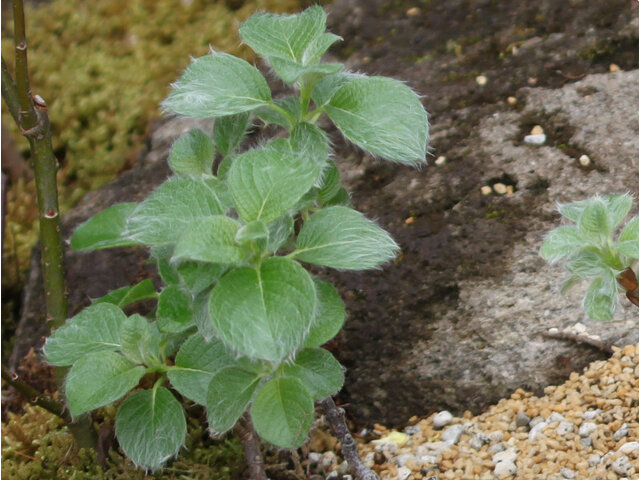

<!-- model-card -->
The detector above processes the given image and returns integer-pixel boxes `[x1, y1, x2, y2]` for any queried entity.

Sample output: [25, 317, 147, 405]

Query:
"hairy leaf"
[604, 194, 633, 231]
[251, 377, 314, 448]
[95, 279, 157, 309]
[115, 388, 186, 470]
[173, 216, 249, 264]
[256, 96, 301, 129]
[65, 351, 144, 417]
[579, 199, 610, 241]
[619, 216, 638, 244]
[583, 273, 619, 321]
[162, 52, 271, 118]
[304, 279, 345, 348]
[294, 206, 399, 270]
[44, 303, 126, 366]
[209, 257, 316, 362]
[157, 286, 193, 333]
[71, 203, 139, 251]
[178, 262, 227, 295]
[539, 225, 585, 262]
[283, 348, 344, 399]
[214, 112, 251, 157]
[206, 366, 261, 434]
[120, 314, 159, 365]
[168, 129, 214, 176]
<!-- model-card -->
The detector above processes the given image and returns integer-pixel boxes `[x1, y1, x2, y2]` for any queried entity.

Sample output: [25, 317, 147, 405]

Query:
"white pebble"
[579, 154, 591, 166]
[614, 423, 629, 441]
[476, 75, 487, 86]
[470, 433, 490, 451]
[488, 430, 504, 443]
[419, 454, 437, 464]
[507, 96, 517, 105]
[492, 448, 518, 464]
[609, 63, 620, 72]
[548, 327, 559, 334]
[404, 424, 421, 436]
[416, 441, 450, 457]
[308, 452, 322, 464]
[578, 422, 597, 437]
[441, 424, 465, 445]
[337, 461, 349, 475]
[435, 155, 447, 165]
[493, 460, 517, 476]
[488, 442, 506, 454]
[392, 454, 417, 467]
[326, 472, 339, 480]
[612, 456, 633, 476]
[396, 466, 412, 480]
[524, 134, 546, 145]
[587, 453, 601, 467]
[618, 441, 639, 454]
[556, 421, 574, 436]
[529, 416, 546, 428]
[515, 412, 530, 427]
[560, 467, 576, 479]
[548, 412, 565, 423]
[364, 452, 375, 468]
[583, 409, 602, 420]
[481, 185, 493, 195]
[433, 410, 454, 429]
[321, 451, 337, 469]
[579, 437, 592, 449]
[572, 322, 587, 333]
[493, 182, 508, 194]
[529, 422, 547, 442]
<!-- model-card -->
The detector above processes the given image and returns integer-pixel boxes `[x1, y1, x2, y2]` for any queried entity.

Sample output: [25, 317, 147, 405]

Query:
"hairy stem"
[234, 414, 268, 480]
[319, 397, 379, 480]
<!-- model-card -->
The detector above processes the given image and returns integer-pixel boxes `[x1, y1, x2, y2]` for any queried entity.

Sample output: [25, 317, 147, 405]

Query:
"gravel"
[313, 344, 638, 480]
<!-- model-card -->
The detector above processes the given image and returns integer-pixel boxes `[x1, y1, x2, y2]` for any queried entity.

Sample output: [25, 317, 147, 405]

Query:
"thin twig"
[1, 363, 69, 420]
[541, 331, 614, 355]
[1, 57, 20, 123]
[319, 397, 379, 480]
[234, 413, 268, 480]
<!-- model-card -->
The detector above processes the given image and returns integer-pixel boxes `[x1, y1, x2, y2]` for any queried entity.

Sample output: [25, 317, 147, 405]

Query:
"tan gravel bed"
[314, 345, 638, 480]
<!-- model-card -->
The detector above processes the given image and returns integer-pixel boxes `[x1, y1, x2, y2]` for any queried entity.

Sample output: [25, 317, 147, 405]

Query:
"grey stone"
[618, 441, 639, 454]
[396, 466, 412, 480]
[560, 467, 576, 479]
[404, 425, 422, 436]
[579, 437, 593, 449]
[488, 430, 504, 443]
[548, 412, 565, 423]
[612, 456, 633, 476]
[432, 410, 454, 429]
[492, 448, 518, 464]
[613, 423, 629, 441]
[469, 433, 490, 451]
[583, 409, 602, 421]
[529, 416, 546, 428]
[529, 422, 547, 442]
[515, 412, 530, 427]
[391, 454, 417, 467]
[556, 421, 574, 436]
[578, 422, 597, 437]
[488, 442, 506, 454]
[493, 460, 517, 476]
[441, 424, 465, 445]
[523, 133, 547, 145]
[587, 453, 601, 467]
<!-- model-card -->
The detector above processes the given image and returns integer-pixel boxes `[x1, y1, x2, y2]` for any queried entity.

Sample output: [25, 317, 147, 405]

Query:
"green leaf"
[289, 122, 330, 168]
[115, 387, 186, 470]
[539, 225, 585, 262]
[178, 262, 227, 295]
[125, 177, 225, 245]
[565, 249, 611, 278]
[323, 187, 351, 207]
[206, 366, 261, 434]
[44, 303, 126, 366]
[615, 240, 639, 260]
[209, 257, 316, 362]
[294, 206, 399, 270]
[167, 335, 236, 405]
[157, 286, 194, 333]
[235, 220, 269, 245]
[560, 275, 582, 295]
[173, 216, 249, 264]
[95, 279, 157, 308]
[162, 52, 271, 118]
[228, 146, 320, 223]
[256, 96, 301, 128]
[322, 76, 429, 164]
[270, 58, 342, 84]
[193, 288, 217, 341]
[250, 377, 314, 448]
[318, 162, 341, 204]
[312, 72, 358, 107]
[152, 246, 181, 285]
[214, 113, 251, 157]
[557, 199, 590, 222]
[579, 199, 610, 241]
[65, 351, 144, 417]
[283, 348, 344, 400]
[304, 279, 345, 348]
[583, 274, 619, 321]
[71, 203, 139, 251]
[120, 314, 160, 365]
[619, 217, 638, 243]
[239, 7, 330, 64]
[266, 213, 294, 254]
[168, 129, 214, 176]
[604, 194, 633, 231]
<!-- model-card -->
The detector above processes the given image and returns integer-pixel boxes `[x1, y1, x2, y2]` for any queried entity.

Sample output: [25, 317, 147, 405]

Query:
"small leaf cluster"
[44, 6, 429, 471]
[540, 193, 638, 320]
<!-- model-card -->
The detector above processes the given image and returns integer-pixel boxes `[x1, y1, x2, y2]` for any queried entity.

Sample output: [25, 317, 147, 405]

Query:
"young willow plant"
[540, 193, 639, 321]
[43, 6, 429, 471]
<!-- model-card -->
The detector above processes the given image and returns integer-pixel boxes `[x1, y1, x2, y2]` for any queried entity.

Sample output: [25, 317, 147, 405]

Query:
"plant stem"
[319, 397, 379, 480]
[1, 364, 68, 420]
[234, 413, 268, 480]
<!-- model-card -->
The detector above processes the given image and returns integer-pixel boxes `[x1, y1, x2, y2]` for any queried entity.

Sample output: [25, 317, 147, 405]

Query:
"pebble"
[488, 442, 506, 454]
[493, 182, 508, 194]
[530, 125, 544, 135]
[613, 422, 629, 441]
[396, 466, 411, 480]
[617, 441, 638, 454]
[609, 63, 620, 72]
[548, 412, 565, 423]
[481, 185, 493, 195]
[493, 460, 517, 476]
[578, 422, 597, 437]
[406, 7, 420, 17]
[476, 75, 487, 86]
[470, 433, 490, 450]
[556, 421, 574, 436]
[528, 422, 546, 442]
[529, 416, 546, 428]
[492, 448, 518, 464]
[507, 96, 517, 104]
[587, 454, 601, 467]
[403, 425, 421, 436]
[441, 424, 465, 444]
[432, 411, 454, 429]
[308, 452, 322, 464]
[612, 456, 633, 476]
[583, 409, 602, 420]
[579, 437, 592, 449]
[560, 467, 576, 479]
[579, 154, 591, 166]
[391, 454, 416, 467]
[434, 155, 446, 165]
[524, 133, 546, 145]
[515, 412, 530, 427]
[488, 430, 504, 443]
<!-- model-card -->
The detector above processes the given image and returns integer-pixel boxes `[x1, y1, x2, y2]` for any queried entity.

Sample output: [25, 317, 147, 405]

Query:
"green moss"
[2, 404, 246, 479]
[1, 0, 309, 276]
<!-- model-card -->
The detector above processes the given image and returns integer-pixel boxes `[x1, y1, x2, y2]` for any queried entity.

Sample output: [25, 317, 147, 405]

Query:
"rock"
[441, 424, 465, 445]
[613, 423, 629, 441]
[321, 451, 337, 469]
[612, 456, 633, 476]
[548, 412, 565, 423]
[416, 442, 450, 457]
[470, 433, 490, 451]
[529, 416, 546, 428]
[396, 466, 412, 480]
[419, 455, 437, 465]
[618, 442, 639, 454]
[391, 454, 417, 467]
[308, 452, 323, 464]
[587, 454, 601, 467]
[528, 422, 547, 442]
[578, 422, 597, 437]
[404, 424, 421, 436]
[493, 460, 517, 476]
[432, 411, 454, 429]
[487, 442, 506, 454]
[556, 421, 574, 436]
[515, 412, 530, 427]
[583, 409, 602, 421]
[578, 154, 591, 166]
[523, 133, 547, 145]
[364, 452, 375, 468]
[488, 430, 504, 443]
[579, 437, 592, 449]
[492, 448, 518, 464]
[560, 467, 576, 479]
